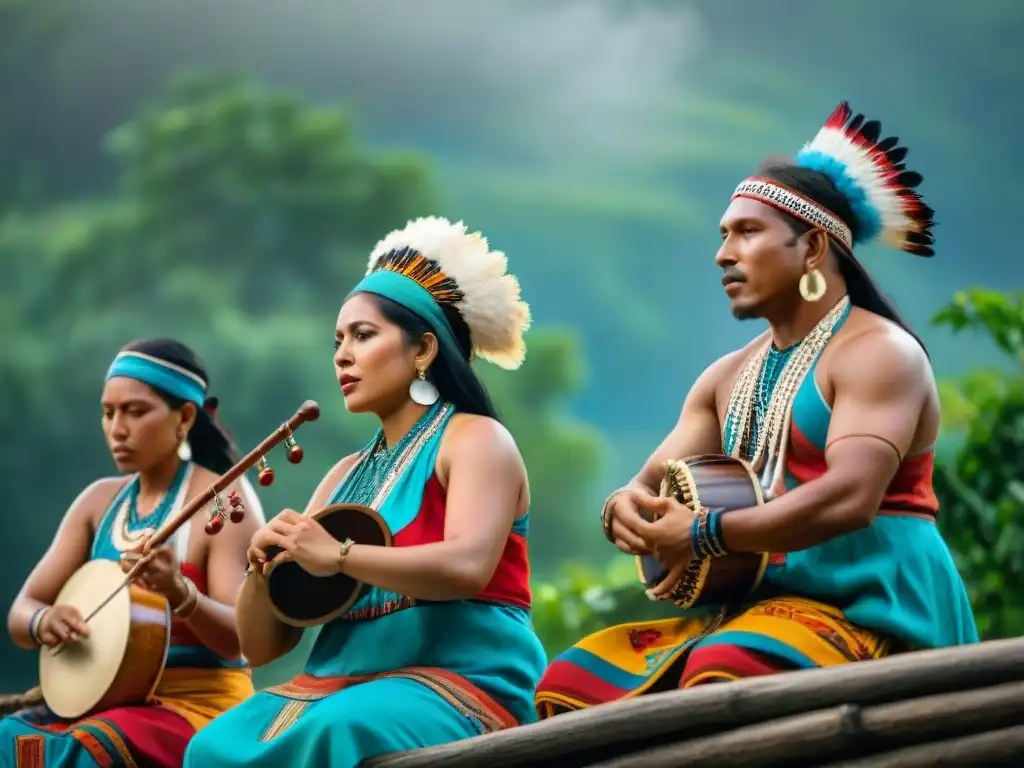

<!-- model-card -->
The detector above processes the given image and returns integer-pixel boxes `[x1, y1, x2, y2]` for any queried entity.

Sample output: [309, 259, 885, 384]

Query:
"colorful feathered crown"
[366, 217, 532, 370]
[734, 102, 935, 257]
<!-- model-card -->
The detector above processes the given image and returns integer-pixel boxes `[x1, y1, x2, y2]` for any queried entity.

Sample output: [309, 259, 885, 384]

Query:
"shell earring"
[799, 268, 826, 302]
[408, 368, 440, 406]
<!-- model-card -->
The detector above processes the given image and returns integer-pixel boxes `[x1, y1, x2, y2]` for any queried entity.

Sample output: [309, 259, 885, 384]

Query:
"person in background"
[3, 338, 262, 766]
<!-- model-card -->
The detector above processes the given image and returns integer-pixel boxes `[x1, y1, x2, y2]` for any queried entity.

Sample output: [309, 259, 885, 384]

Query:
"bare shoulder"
[443, 413, 520, 458]
[69, 476, 128, 530]
[440, 413, 525, 477]
[829, 309, 932, 391]
[438, 414, 527, 509]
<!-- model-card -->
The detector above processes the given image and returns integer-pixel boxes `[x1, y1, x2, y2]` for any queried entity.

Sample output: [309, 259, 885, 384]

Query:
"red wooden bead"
[205, 515, 225, 535]
[258, 467, 275, 487]
[286, 444, 304, 464]
[229, 507, 245, 524]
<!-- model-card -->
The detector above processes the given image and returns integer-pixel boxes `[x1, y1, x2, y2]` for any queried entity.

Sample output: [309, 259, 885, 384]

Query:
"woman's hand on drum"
[632, 494, 697, 599]
[36, 605, 91, 647]
[120, 535, 189, 609]
[606, 490, 655, 555]
[256, 509, 343, 577]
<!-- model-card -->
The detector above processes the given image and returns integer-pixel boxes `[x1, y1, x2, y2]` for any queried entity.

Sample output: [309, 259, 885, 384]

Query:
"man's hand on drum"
[120, 534, 190, 610]
[36, 605, 91, 647]
[250, 509, 344, 578]
[632, 494, 698, 599]
[606, 489, 656, 556]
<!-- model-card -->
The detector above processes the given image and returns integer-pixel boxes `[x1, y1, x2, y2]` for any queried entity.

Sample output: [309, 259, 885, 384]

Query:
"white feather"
[800, 126, 915, 249]
[367, 217, 532, 369]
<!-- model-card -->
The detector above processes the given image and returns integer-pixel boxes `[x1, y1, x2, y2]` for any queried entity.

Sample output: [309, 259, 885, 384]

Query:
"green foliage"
[933, 289, 1024, 639]
[0, 71, 604, 689]
[479, 331, 607, 567]
[531, 557, 677, 658]
[0, 0, 73, 208]
[104, 71, 435, 313]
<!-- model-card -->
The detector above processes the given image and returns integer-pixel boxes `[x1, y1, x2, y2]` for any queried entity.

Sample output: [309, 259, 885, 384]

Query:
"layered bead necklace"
[334, 401, 451, 508]
[724, 296, 851, 476]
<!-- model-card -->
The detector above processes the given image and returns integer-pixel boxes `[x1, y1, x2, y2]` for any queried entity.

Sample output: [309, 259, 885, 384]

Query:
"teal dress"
[184, 402, 547, 766]
[718, 304, 978, 653]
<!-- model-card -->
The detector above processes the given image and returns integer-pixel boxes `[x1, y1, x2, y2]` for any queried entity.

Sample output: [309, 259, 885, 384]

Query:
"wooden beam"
[824, 725, 1024, 767]
[588, 681, 1024, 766]
[367, 637, 1024, 767]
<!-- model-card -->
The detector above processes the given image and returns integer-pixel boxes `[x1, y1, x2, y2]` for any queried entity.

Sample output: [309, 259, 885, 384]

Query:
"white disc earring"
[409, 368, 440, 406]
[177, 439, 192, 462]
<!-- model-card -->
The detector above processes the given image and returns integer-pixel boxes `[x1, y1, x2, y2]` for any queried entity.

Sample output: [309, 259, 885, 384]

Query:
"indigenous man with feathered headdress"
[535, 103, 979, 717]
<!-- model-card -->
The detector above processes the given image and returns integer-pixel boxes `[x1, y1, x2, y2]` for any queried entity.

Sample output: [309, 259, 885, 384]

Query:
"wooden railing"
[4, 638, 1022, 765]
[368, 637, 1024, 767]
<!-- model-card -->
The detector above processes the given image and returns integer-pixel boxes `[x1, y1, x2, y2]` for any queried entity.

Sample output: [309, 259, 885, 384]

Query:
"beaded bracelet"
[690, 507, 730, 559]
[600, 490, 625, 543]
[173, 577, 200, 620]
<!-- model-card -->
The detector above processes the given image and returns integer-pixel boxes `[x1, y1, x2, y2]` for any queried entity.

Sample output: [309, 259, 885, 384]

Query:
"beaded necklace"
[724, 296, 850, 484]
[748, 342, 799, 459]
[111, 460, 192, 552]
[334, 401, 451, 508]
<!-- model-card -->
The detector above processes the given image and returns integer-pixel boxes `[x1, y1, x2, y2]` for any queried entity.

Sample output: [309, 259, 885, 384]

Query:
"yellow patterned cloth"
[536, 596, 894, 717]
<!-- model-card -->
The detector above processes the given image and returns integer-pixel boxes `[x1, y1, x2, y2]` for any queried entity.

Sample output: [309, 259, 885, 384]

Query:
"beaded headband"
[733, 177, 854, 251]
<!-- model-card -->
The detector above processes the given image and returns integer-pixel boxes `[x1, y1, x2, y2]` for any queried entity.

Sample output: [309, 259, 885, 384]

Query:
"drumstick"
[47, 400, 321, 658]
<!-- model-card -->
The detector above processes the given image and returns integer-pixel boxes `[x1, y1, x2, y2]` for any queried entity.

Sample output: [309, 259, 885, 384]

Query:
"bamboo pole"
[367, 637, 1024, 768]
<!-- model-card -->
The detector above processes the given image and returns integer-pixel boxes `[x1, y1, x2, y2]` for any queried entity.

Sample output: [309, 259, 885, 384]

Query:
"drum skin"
[40, 559, 171, 720]
[265, 503, 392, 628]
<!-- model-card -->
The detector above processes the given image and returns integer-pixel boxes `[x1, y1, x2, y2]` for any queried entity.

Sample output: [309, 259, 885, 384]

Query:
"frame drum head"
[266, 504, 391, 628]
[40, 560, 134, 719]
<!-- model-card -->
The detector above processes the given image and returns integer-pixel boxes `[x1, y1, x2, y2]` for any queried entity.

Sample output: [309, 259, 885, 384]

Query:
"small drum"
[265, 503, 392, 627]
[40, 559, 170, 719]
[636, 455, 770, 609]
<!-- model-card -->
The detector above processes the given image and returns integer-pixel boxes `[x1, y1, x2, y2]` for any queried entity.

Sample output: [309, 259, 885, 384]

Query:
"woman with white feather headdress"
[184, 217, 545, 766]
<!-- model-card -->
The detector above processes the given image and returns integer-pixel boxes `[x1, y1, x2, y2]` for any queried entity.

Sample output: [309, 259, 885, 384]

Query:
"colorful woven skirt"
[535, 596, 894, 717]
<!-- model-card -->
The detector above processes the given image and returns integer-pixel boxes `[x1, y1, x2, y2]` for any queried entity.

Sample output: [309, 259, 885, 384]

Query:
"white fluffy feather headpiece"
[366, 216, 532, 370]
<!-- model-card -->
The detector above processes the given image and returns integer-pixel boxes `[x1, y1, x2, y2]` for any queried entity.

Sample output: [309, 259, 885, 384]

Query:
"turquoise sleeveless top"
[726, 306, 978, 649]
[91, 460, 248, 670]
[304, 401, 546, 726]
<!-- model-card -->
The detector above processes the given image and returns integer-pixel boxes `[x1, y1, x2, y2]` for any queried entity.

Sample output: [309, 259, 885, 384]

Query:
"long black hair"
[758, 162, 929, 355]
[121, 338, 240, 473]
[359, 293, 503, 423]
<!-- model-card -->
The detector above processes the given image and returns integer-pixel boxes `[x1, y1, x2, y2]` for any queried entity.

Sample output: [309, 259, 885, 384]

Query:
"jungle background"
[1, 0, 1021, 690]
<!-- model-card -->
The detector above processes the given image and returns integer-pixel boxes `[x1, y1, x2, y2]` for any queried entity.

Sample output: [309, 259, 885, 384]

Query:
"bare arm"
[6, 479, 119, 649]
[337, 417, 525, 600]
[722, 330, 930, 554]
[172, 478, 262, 662]
[236, 457, 357, 667]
